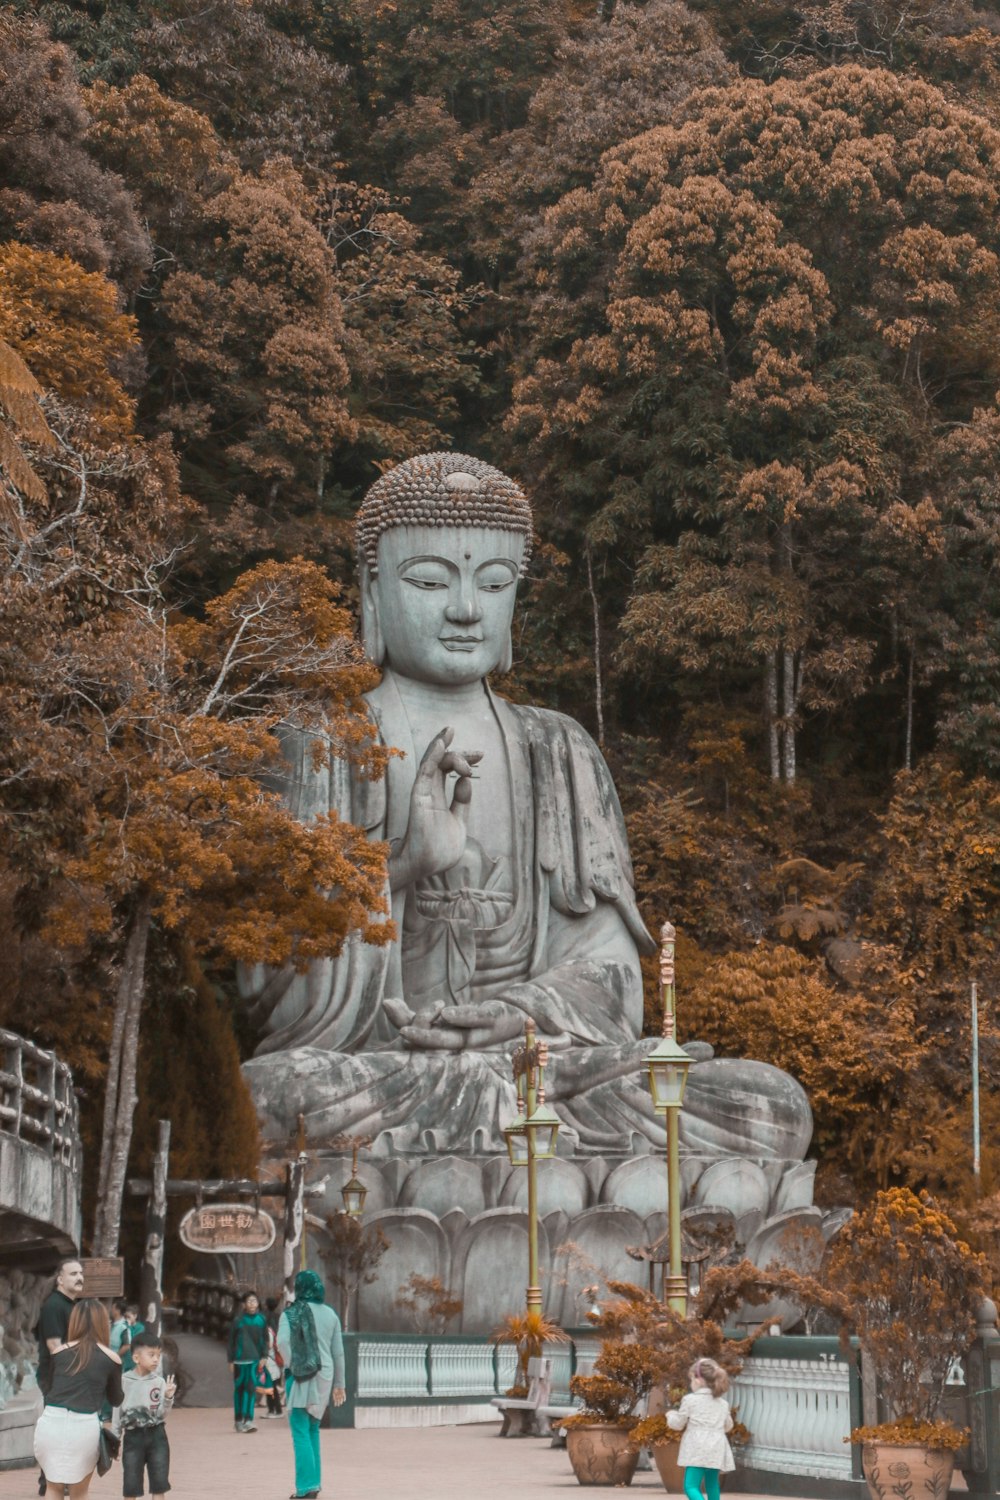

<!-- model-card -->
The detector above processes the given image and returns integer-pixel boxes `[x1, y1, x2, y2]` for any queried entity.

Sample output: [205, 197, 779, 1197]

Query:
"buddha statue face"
[363, 525, 525, 686]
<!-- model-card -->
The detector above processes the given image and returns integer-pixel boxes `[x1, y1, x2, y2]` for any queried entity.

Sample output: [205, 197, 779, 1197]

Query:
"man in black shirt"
[35, 1256, 84, 1496]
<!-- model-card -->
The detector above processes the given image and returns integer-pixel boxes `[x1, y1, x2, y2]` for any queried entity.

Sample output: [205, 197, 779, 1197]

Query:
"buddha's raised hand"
[387, 727, 483, 888]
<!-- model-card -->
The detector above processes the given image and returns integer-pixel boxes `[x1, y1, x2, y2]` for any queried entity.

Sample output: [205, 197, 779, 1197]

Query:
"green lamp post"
[503, 1020, 560, 1313]
[647, 920, 691, 1315]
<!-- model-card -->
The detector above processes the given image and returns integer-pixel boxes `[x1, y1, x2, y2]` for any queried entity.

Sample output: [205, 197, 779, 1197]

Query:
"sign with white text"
[178, 1204, 276, 1254]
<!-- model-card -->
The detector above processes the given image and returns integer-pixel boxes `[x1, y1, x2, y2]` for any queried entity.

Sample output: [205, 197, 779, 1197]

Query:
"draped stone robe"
[240, 672, 812, 1161]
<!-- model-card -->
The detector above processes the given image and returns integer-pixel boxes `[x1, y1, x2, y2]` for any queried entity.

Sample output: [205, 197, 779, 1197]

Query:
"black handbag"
[97, 1425, 121, 1477]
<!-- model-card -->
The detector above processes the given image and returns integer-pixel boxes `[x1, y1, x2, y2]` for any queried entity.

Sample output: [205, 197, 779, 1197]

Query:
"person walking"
[277, 1271, 345, 1500]
[33, 1298, 123, 1500]
[227, 1291, 268, 1433]
[109, 1300, 131, 1357]
[35, 1257, 85, 1496]
[666, 1356, 736, 1500]
[263, 1297, 285, 1418]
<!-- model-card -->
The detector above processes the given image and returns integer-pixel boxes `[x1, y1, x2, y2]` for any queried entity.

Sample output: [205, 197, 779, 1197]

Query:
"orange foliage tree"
[508, 66, 1000, 781]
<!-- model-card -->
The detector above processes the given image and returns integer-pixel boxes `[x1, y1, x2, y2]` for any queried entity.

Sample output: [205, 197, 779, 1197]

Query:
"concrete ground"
[0, 1407, 790, 1500]
[0, 1334, 882, 1500]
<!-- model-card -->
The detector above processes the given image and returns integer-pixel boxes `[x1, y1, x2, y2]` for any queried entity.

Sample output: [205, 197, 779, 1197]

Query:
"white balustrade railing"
[429, 1342, 496, 1397]
[357, 1339, 429, 1399]
[733, 1353, 853, 1480]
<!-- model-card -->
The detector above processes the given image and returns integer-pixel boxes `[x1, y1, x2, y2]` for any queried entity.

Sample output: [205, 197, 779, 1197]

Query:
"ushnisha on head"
[357, 453, 534, 682]
[356, 452, 533, 578]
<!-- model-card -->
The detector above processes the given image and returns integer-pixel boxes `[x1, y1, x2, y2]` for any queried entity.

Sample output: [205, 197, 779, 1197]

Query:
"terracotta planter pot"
[861, 1442, 956, 1500]
[652, 1443, 685, 1492]
[652, 1447, 733, 1494]
[566, 1424, 641, 1487]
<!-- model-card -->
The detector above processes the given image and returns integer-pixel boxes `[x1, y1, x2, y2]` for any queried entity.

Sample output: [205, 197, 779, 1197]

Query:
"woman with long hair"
[666, 1356, 736, 1500]
[33, 1298, 123, 1498]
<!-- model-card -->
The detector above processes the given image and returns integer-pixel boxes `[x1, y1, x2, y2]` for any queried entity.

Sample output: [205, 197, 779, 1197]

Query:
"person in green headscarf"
[277, 1271, 345, 1500]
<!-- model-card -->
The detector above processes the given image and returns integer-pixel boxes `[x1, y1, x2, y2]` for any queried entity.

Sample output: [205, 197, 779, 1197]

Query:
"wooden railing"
[175, 1277, 257, 1340]
[0, 1030, 80, 1173]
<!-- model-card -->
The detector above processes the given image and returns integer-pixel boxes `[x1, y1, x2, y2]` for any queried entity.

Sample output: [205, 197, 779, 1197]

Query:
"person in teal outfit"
[277, 1271, 345, 1500]
[227, 1292, 269, 1433]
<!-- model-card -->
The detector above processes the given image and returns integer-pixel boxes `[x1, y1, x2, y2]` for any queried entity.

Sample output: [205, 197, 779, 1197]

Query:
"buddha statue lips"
[239, 452, 812, 1164]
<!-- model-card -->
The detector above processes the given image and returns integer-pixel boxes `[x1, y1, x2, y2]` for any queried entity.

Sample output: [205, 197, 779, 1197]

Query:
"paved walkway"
[0, 1409, 789, 1500]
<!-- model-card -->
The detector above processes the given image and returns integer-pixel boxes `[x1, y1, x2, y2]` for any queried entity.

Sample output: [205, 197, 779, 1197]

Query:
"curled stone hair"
[356, 452, 533, 576]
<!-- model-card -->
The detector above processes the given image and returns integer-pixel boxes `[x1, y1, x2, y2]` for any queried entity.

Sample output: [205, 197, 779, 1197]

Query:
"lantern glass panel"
[341, 1175, 368, 1217]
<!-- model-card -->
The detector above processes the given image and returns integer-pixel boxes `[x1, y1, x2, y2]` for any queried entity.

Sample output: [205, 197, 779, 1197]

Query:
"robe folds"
[240, 671, 812, 1160]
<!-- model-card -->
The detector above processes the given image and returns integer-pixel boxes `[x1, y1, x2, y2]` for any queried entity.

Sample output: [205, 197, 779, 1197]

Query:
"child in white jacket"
[666, 1357, 735, 1500]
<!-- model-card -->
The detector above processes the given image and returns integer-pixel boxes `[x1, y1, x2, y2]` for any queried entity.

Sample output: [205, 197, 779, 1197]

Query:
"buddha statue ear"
[498, 629, 513, 675]
[359, 560, 385, 666]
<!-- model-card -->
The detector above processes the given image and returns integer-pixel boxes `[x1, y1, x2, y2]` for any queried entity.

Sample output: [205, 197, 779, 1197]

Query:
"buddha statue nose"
[445, 589, 481, 624]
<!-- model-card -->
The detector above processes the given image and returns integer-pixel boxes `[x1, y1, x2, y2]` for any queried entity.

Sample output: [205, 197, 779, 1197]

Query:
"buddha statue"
[240, 453, 811, 1171]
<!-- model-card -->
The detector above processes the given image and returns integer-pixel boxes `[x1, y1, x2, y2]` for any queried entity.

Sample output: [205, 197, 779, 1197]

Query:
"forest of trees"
[1, 0, 999, 1273]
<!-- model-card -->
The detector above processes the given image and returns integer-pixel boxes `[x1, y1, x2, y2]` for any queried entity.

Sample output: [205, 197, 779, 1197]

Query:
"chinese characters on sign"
[178, 1203, 277, 1254]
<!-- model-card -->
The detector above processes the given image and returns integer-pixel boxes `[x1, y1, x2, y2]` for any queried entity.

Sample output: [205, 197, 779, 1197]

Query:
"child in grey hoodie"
[114, 1331, 175, 1498]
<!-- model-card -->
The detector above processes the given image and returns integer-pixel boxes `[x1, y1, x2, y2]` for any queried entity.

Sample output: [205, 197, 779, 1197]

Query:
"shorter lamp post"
[503, 1020, 561, 1314]
[646, 920, 691, 1316]
[340, 1141, 368, 1218]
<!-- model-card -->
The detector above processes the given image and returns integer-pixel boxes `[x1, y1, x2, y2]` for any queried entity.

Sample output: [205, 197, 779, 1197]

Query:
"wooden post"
[139, 1118, 171, 1337]
[283, 1152, 307, 1300]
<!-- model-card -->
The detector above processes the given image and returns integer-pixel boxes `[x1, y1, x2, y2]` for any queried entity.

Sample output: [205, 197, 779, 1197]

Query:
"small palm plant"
[491, 1309, 567, 1394]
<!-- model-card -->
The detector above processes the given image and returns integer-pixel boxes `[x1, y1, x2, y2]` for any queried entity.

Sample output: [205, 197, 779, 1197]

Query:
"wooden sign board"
[179, 1204, 276, 1255]
[81, 1257, 124, 1298]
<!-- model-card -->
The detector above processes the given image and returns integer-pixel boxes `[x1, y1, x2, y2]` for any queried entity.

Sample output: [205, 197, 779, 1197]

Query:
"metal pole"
[526, 1025, 541, 1313]
[660, 923, 687, 1317]
[666, 1104, 685, 1315]
[973, 981, 981, 1186]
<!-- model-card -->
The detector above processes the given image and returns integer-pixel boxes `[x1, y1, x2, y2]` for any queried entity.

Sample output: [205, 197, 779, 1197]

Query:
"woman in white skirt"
[34, 1298, 123, 1498]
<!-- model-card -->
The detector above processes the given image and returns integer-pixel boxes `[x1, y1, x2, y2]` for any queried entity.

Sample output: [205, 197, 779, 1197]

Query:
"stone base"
[0, 1388, 41, 1469]
[353, 1403, 499, 1429]
[290, 1150, 841, 1333]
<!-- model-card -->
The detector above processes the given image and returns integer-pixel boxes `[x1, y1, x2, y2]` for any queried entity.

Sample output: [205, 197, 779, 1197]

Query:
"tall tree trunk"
[781, 648, 797, 783]
[93, 898, 152, 1257]
[584, 548, 605, 748]
[765, 654, 780, 781]
[904, 647, 914, 771]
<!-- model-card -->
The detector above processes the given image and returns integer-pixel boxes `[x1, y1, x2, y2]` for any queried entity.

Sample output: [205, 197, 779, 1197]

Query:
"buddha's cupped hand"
[385, 996, 525, 1049]
[387, 727, 483, 889]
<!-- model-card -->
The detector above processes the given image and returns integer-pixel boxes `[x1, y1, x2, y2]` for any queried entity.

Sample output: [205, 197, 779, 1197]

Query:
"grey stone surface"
[498, 1158, 589, 1217]
[691, 1159, 771, 1220]
[451, 1210, 550, 1333]
[353, 1210, 449, 1330]
[599, 1156, 672, 1218]
[400, 1157, 487, 1218]
[773, 1160, 818, 1213]
[235, 452, 831, 1330]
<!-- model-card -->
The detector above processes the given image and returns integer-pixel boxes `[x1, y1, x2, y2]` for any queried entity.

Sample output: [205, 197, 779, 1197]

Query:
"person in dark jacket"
[33, 1298, 123, 1499]
[227, 1291, 268, 1433]
[35, 1257, 85, 1497]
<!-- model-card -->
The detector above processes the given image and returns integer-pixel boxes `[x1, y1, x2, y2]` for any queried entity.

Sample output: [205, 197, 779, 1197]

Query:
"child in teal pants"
[666, 1356, 736, 1500]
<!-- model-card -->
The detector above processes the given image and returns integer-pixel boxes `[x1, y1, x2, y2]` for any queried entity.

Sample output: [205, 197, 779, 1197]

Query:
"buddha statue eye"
[477, 566, 516, 593]
[402, 571, 450, 590]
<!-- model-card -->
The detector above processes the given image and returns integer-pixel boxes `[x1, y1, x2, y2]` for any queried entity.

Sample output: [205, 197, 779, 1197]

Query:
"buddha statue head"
[356, 453, 534, 684]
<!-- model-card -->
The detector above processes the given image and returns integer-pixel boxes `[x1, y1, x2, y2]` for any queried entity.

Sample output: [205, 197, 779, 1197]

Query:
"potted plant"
[563, 1338, 656, 1486]
[570, 1281, 751, 1491]
[491, 1309, 567, 1396]
[823, 1188, 986, 1500]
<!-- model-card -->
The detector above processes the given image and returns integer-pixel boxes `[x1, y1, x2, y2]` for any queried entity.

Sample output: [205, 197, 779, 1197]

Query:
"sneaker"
[244, 1422, 258, 1432]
